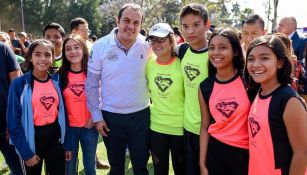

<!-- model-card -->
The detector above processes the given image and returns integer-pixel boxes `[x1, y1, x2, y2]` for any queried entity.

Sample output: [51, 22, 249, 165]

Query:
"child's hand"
[85, 118, 94, 129]
[25, 155, 40, 167]
[65, 151, 72, 161]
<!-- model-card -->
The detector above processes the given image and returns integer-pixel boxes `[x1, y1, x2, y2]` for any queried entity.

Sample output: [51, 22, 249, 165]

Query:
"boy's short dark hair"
[70, 17, 88, 32]
[8, 29, 15, 33]
[43, 22, 65, 37]
[179, 4, 209, 24]
[241, 14, 265, 31]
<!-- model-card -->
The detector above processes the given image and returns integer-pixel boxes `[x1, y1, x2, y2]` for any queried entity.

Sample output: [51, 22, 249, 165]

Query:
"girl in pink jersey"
[7, 39, 66, 175]
[59, 34, 98, 175]
[199, 29, 249, 175]
[245, 35, 307, 175]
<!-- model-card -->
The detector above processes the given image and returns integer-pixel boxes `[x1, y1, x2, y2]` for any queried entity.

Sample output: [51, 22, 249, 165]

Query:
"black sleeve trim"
[177, 43, 190, 60]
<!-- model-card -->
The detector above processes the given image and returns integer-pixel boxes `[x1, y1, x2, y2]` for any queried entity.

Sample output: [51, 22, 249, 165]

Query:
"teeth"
[253, 71, 264, 74]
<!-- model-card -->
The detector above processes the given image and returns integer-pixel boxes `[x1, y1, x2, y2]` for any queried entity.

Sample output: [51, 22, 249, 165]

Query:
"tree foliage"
[0, 0, 265, 39]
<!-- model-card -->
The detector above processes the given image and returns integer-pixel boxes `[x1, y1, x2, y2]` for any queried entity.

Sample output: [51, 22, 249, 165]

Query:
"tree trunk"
[272, 0, 279, 33]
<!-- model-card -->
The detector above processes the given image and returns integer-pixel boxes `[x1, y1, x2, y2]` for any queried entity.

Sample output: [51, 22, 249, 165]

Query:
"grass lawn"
[0, 137, 174, 175]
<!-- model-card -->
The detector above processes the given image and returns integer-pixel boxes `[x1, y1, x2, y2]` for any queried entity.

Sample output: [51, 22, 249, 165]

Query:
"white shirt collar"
[288, 31, 295, 39]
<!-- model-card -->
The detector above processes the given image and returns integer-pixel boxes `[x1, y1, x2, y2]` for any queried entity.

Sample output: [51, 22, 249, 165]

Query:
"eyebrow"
[248, 53, 270, 57]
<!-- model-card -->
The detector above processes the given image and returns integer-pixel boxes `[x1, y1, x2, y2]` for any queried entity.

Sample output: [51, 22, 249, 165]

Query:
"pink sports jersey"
[63, 71, 90, 127]
[248, 85, 307, 175]
[207, 74, 250, 149]
[32, 79, 59, 126]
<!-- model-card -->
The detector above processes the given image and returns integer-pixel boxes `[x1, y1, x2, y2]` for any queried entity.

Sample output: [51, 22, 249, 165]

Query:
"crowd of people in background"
[0, 2, 307, 175]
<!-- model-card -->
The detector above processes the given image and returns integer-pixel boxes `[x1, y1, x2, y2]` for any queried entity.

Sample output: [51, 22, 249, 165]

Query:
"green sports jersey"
[146, 57, 184, 135]
[15, 55, 25, 64]
[53, 58, 62, 68]
[181, 48, 209, 135]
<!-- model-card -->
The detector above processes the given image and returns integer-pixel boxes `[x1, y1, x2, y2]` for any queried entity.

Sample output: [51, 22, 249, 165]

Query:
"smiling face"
[116, 7, 142, 45]
[64, 39, 83, 67]
[149, 36, 172, 58]
[44, 28, 63, 50]
[247, 45, 282, 86]
[181, 14, 207, 50]
[209, 35, 234, 70]
[31, 45, 53, 75]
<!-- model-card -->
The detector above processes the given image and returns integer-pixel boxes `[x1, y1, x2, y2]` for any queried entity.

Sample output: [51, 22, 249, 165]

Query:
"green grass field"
[0, 137, 174, 175]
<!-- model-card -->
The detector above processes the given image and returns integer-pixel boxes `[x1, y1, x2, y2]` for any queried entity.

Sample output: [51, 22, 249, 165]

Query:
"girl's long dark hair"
[59, 34, 89, 89]
[208, 28, 245, 77]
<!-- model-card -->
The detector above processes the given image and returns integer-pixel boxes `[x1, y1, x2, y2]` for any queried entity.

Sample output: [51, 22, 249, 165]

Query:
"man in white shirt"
[85, 3, 151, 175]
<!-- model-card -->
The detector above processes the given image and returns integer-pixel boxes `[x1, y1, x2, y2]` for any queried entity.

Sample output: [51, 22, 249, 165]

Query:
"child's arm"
[284, 97, 307, 175]
[199, 89, 210, 175]
[7, 79, 35, 161]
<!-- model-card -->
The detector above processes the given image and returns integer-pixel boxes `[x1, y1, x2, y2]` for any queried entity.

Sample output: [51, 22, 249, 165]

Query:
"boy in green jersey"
[43, 22, 65, 71]
[178, 4, 209, 175]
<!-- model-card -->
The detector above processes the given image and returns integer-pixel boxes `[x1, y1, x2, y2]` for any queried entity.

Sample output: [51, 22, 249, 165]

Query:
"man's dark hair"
[70, 17, 88, 32]
[8, 29, 15, 33]
[43, 22, 65, 37]
[179, 4, 209, 24]
[241, 14, 265, 31]
[118, 3, 144, 22]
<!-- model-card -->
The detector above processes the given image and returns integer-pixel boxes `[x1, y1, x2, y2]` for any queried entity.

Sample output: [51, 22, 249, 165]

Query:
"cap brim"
[146, 32, 169, 41]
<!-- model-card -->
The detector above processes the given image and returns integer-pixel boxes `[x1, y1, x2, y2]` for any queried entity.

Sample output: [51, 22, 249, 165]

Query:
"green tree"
[240, 8, 254, 22]
[231, 2, 241, 28]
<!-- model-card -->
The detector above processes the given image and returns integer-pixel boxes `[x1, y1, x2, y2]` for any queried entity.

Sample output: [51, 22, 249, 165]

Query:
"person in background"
[18, 32, 30, 57]
[140, 28, 147, 36]
[173, 26, 184, 45]
[274, 32, 305, 94]
[43, 22, 65, 70]
[241, 14, 266, 57]
[92, 35, 97, 43]
[8, 28, 21, 55]
[0, 32, 25, 64]
[277, 16, 306, 62]
[70, 17, 93, 50]
[277, 16, 307, 102]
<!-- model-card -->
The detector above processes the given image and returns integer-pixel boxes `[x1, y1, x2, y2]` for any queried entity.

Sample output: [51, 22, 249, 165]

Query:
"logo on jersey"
[40, 96, 55, 110]
[184, 65, 200, 81]
[106, 51, 118, 62]
[249, 117, 261, 137]
[155, 76, 173, 92]
[215, 101, 238, 118]
[69, 83, 85, 97]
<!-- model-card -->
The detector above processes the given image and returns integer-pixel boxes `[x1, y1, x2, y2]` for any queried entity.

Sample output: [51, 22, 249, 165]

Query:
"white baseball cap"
[146, 23, 174, 40]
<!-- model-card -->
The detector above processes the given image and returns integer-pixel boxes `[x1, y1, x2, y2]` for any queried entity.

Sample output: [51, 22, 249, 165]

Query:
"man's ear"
[116, 16, 119, 26]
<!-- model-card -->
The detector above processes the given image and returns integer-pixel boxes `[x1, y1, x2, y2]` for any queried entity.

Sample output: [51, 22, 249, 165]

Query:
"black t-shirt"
[0, 43, 20, 130]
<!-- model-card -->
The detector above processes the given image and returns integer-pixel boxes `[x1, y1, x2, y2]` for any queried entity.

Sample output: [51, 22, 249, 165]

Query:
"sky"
[233, 0, 307, 29]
